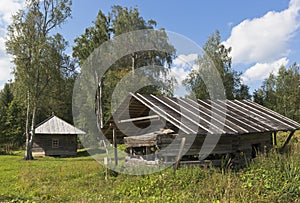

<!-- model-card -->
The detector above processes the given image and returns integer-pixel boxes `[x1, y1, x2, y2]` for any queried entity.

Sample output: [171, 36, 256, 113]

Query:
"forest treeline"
[0, 0, 299, 154]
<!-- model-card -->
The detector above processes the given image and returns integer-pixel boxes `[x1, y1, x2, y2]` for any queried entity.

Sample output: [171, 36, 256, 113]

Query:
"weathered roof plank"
[103, 93, 300, 138]
[35, 116, 86, 135]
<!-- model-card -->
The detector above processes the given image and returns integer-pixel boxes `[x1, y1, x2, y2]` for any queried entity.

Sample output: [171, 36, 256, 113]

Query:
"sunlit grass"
[0, 131, 299, 202]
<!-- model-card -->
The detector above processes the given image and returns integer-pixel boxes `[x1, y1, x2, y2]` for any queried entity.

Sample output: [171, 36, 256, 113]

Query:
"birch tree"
[73, 6, 175, 124]
[6, 0, 72, 160]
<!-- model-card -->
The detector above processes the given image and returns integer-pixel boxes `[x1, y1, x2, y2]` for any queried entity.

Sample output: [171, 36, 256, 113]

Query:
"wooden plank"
[150, 94, 199, 134]
[166, 97, 226, 134]
[215, 100, 267, 132]
[118, 115, 160, 124]
[199, 100, 258, 133]
[243, 100, 300, 129]
[133, 93, 192, 134]
[112, 126, 118, 166]
[234, 100, 295, 129]
[227, 100, 275, 130]
[181, 98, 240, 134]
[124, 134, 158, 147]
[281, 130, 295, 151]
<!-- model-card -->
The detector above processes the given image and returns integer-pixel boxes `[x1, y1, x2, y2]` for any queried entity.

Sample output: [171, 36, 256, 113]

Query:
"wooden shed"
[32, 115, 85, 157]
[102, 93, 300, 167]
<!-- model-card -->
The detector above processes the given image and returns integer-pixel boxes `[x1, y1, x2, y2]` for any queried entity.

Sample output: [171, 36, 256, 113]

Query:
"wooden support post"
[112, 125, 118, 166]
[173, 137, 186, 173]
[281, 131, 295, 151]
[273, 132, 277, 146]
[104, 157, 108, 180]
[145, 146, 150, 155]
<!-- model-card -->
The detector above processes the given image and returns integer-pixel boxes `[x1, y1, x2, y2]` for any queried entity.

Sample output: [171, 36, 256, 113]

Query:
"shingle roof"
[105, 93, 300, 137]
[35, 116, 86, 135]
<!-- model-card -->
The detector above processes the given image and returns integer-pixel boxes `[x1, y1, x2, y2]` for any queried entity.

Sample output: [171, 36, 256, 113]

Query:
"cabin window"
[52, 139, 59, 148]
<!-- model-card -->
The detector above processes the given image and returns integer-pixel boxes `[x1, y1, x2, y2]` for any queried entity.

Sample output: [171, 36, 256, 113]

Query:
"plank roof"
[35, 116, 86, 135]
[104, 93, 300, 137]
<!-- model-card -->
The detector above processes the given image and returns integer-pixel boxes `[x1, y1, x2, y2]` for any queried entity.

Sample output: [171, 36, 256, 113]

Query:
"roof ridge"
[35, 115, 85, 134]
[34, 115, 56, 129]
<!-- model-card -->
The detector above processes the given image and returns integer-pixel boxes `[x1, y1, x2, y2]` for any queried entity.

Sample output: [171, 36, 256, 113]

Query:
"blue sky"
[0, 0, 300, 95]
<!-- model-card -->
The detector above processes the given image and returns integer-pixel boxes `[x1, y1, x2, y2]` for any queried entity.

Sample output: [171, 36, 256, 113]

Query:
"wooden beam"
[117, 115, 160, 124]
[273, 132, 277, 146]
[132, 93, 191, 134]
[150, 95, 198, 134]
[173, 137, 186, 172]
[208, 100, 262, 133]
[166, 97, 226, 134]
[281, 130, 295, 151]
[182, 98, 240, 134]
[112, 125, 118, 166]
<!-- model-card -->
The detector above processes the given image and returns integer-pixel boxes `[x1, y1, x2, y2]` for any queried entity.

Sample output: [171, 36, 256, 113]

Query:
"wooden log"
[174, 137, 186, 172]
[113, 126, 118, 166]
[273, 132, 277, 146]
[281, 130, 295, 151]
[117, 115, 160, 123]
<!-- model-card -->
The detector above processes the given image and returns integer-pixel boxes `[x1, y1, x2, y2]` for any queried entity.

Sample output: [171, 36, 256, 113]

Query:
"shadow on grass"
[77, 148, 106, 157]
[0, 150, 23, 156]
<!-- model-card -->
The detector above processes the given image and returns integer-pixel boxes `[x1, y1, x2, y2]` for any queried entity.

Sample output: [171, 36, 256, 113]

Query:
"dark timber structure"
[32, 116, 86, 157]
[102, 93, 300, 167]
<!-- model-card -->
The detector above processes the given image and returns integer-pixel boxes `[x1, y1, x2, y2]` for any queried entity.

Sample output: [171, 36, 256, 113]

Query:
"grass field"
[1, 131, 300, 203]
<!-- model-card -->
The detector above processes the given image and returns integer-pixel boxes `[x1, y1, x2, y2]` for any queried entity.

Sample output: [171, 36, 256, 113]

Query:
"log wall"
[32, 134, 78, 157]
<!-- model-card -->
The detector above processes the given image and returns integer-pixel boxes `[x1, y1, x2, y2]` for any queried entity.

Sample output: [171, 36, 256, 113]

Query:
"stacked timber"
[124, 129, 176, 148]
[124, 129, 177, 166]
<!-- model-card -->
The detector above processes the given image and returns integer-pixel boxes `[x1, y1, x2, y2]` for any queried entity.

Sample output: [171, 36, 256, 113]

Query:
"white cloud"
[0, 57, 13, 82]
[173, 54, 198, 68]
[172, 54, 198, 85]
[290, 0, 300, 11]
[0, 0, 25, 90]
[171, 54, 198, 85]
[171, 66, 189, 85]
[241, 57, 289, 84]
[171, 54, 198, 97]
[223, 0, 300, 64]
[0, 0, 25, 25]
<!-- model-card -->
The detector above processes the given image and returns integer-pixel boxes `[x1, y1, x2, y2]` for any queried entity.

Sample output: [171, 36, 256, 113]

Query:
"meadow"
[1, 131, 300, 203]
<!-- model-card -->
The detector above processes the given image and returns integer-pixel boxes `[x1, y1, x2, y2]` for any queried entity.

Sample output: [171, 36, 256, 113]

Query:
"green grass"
[1, 132, 300, 202]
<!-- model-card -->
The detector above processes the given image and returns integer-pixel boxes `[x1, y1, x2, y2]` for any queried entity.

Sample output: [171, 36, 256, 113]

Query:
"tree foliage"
[183, 31, 251, 100]
[73, 6, 175, 124]
[5, 0, 73, 159]
[0, 83, 25, 153]
[253, 64, 300, 122]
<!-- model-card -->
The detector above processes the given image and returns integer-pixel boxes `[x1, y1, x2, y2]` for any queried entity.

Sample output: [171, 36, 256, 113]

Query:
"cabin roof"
[103, 93, 300, 137]
[35, 115, 86, 135]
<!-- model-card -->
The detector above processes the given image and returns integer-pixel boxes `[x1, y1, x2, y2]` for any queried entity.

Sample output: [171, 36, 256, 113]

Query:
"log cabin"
[32, 115, 85, 157]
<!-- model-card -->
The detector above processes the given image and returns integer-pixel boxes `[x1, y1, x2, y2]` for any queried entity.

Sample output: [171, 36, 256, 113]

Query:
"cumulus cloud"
[290, 0, 300, 11]
[171, 54, 198, 96]
[223, 0, 300, 89]
[172, 54, 198, 84]
[0, 58, 12, 81]
[241, 57, 289, 83]
[0, 0, 24, 25]
[173, 54, 198, 68]
[223, 0, 300, 64]
[171, 66, 189, 85]
[0, 0, 25, 89]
